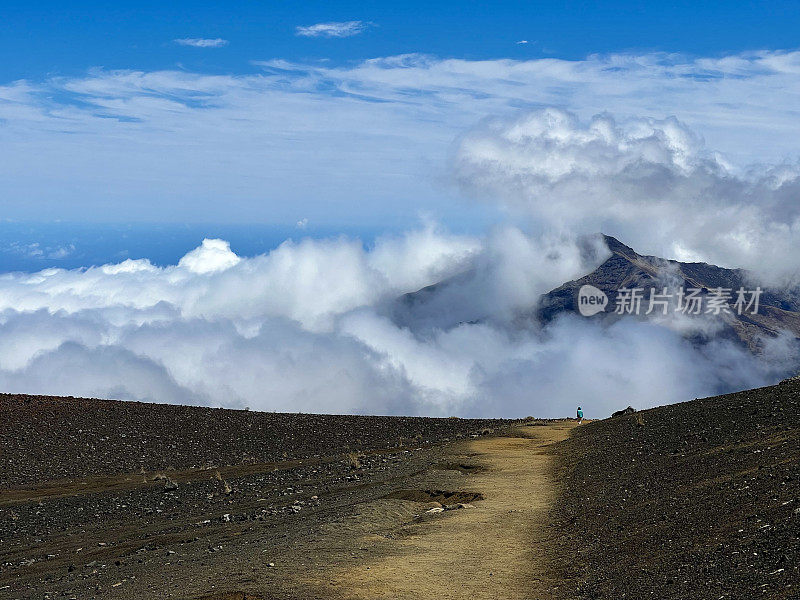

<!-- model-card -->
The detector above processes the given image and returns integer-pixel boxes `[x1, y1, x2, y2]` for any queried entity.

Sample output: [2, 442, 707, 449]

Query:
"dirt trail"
[0, 414, 574, 600]
[320, 421, 575, 600]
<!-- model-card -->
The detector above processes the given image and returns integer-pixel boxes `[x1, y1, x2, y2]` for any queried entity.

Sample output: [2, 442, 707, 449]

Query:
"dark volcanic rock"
[610, 406, 636, 418]
[553, 379, 800, 599]
[0, 393, 511, 489]
[0, 394, 519, 600]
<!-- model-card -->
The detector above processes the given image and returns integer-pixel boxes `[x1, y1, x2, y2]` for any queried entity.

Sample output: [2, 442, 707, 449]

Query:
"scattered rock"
[611, 406, 637, 418]
[444, 502, 475, 511]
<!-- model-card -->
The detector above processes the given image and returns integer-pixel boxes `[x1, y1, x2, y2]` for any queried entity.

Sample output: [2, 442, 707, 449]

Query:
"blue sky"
[4, 1, 800, 81]
[3, 1, 800, 264]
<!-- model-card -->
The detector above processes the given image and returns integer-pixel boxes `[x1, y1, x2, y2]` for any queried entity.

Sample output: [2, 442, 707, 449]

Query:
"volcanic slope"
[552, 378, 800, 599]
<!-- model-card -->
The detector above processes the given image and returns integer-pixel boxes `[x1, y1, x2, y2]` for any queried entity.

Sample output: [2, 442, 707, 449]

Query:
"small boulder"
[611, 406, 637, 418]
[444, 503, 475, 511]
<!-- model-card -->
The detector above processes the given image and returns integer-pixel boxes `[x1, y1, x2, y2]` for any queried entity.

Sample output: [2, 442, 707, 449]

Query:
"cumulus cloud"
[295, 21, 371, 38]
[174, 38, 228, 48]
[178, 238, 241, 274]
[0, 227, 476, 413]
[3, 50, 800, 415]
[454, 108, 800, 284]
[5, 50, 800, 224]
[0, 225, 795, 418]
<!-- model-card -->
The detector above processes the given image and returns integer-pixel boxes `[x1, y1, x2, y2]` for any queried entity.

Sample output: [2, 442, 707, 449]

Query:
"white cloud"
[178, 238, 241, 274]
[295, 21, 371, 38]
[516, 40, 528, 44]
[174, 38, 228, 48]
[0, 226, 481, 413]
[453, 108, 800, 284]
[4, 50, 800, 227]
[0, 226, 794, 417]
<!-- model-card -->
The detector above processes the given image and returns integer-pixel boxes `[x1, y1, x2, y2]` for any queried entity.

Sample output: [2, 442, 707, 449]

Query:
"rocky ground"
[552, 379, 800, 599]
[0, 394, 509, 488]
[3, 384, 799, 600]
[0, 394, 513, 599]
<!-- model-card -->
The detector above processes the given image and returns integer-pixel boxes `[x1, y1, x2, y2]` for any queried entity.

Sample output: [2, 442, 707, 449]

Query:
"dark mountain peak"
[538, 235, 800, 352]
[395, 233, 800, 354]
[601, 234, 640, 260]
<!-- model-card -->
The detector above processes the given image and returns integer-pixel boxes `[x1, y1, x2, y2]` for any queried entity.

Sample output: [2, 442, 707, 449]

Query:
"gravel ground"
[0, 394, 508, 489]
[0, 394, 512, 599]
[553, 379, 800, 600]
[5, 384, 798, 600]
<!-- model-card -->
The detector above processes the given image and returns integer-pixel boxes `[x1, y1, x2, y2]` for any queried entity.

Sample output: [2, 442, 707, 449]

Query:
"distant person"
[576, 406, 583, 424]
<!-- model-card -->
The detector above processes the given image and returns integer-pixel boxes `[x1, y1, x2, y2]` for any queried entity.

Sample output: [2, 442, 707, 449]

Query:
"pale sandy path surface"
[312, 421, 576, 600]
[1, 417, 575, 600]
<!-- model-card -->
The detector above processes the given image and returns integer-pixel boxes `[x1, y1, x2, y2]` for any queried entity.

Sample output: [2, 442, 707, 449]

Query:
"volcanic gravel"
[0, 394, 512, 600]
[553, 379, 800, 599]
[0, 394, 508, 489]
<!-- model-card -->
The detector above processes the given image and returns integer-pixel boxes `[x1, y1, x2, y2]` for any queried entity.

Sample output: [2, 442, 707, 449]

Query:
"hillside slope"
[395, 234, 800, 352]
[0, 394, 509, 489]
[553, 379, 800, 599]
[0, 395, 515, 599]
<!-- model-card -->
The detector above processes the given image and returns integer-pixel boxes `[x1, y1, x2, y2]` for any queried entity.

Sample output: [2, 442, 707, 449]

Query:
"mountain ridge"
[537, 234, 800, 351]
[396, 234, 800, 353]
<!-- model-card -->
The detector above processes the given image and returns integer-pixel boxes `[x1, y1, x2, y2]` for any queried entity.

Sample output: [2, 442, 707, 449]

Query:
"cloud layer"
[0, 225, 795, 418]
[454, 108, 800, 284]
[4, 50, 800, 226]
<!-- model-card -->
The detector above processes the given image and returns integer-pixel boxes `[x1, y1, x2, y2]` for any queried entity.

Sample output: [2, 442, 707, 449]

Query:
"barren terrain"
[0, 394, 523, 599]
[2, 382, 799, 599]
[553, 379, 800, 599]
